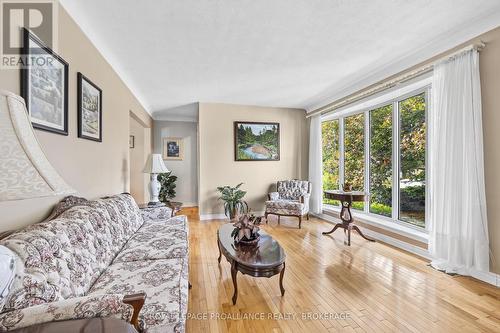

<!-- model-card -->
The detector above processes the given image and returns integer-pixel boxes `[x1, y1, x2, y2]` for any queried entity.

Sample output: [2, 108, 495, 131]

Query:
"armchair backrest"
[277, 180, 311, 200]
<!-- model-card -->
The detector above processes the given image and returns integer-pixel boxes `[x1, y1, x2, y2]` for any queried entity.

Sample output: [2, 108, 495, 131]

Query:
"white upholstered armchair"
[265, 180, 311, 229]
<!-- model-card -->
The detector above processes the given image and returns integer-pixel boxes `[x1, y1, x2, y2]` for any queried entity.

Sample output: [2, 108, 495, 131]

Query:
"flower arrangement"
[231, 213, 263, 245]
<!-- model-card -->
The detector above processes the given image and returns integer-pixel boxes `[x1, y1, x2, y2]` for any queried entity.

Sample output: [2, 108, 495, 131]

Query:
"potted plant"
[158, 171, 177, 203]
[231, 214, 263, 245]
[216, 183, 249, 219]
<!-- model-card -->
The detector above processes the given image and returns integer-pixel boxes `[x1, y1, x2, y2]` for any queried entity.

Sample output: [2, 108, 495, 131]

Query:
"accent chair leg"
[307, 213, 309, 220]
[298, 216, 302, 229]
[265, 213, 268, 223]
[278, 215, 281, 224]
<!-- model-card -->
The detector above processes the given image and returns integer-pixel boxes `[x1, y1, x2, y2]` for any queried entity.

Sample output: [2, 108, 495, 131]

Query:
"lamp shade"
[143, 154, 169, 174]
[0, 90, 75, 201]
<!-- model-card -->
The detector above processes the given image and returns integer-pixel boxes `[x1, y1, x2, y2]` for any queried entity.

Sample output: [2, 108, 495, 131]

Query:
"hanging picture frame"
[234, 121, 280, 161]
[77, 73, 103, 142]
[21, 28, 69, 135]
[163, 137, 184, 160]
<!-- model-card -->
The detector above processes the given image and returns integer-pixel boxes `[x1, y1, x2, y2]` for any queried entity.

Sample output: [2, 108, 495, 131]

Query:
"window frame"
[322, 85, 430, 231]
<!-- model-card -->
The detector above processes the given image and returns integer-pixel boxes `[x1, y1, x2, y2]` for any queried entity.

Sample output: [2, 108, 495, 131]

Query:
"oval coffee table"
[217, 223, 286, 305]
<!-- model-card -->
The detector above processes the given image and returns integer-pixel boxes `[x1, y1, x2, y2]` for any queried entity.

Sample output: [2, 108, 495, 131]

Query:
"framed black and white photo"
[163, 137, 184, 160]
[77, 73, 102, 142]
[21, 28, 69, 135]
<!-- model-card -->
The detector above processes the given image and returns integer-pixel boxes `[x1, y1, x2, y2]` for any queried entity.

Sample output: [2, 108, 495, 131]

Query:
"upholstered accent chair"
[265, 180, 311, 228]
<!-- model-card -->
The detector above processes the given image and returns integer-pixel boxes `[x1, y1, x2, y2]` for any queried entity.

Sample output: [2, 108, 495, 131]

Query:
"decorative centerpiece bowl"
[231, 214, 263, 246]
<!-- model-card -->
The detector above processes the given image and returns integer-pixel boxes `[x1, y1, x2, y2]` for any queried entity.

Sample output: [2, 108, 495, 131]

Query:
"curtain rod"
[307, 41, 486, 118]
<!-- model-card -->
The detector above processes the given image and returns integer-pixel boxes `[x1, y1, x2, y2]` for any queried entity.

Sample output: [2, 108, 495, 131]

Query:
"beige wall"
[198, 103, 308, 216]
[478, 27, 500, 275]
[153, 120, 199, 206]
[129, 115, 151, 205]
[0, 6, 151, 231]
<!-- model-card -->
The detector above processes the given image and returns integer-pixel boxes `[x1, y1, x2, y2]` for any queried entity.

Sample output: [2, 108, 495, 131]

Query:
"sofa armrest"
[123, 292, 146, 330]
[268, 192, 279, 201]
[0, 294, 135, 331]
[300, 193, 310, 203]
[140, 205, 173, 222]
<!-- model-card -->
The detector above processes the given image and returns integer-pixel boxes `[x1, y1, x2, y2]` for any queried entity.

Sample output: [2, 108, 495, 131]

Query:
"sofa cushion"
[141, 215, 188, 232]
[96, 194, 144, 240]
[0, 194, 144, 313]
[0, 246, 16, 312]
[140, 205, 172, 223]
[113, 216, 188, 263]
[89, 259, 188, 333]
[44, 196, 91, 221]
[0, 294, 133, 331]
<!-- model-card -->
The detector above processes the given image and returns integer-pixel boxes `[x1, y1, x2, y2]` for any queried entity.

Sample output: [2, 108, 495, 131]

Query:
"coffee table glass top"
[218, 223, 285, 268]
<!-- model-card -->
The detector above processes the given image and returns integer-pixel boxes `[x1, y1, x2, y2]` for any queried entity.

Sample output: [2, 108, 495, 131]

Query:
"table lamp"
[143, 153, 169, 206]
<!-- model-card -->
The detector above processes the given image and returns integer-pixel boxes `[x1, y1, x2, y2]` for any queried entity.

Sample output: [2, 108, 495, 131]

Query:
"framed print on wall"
[163, 137, 184, 160]
[21, 28, 69, 135]
[77, 72, 103, 142]
[234, 121, 280, 161]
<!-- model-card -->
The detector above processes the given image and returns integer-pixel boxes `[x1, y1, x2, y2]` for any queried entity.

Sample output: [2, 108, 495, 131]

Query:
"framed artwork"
[234, 121, 280, 161]
[21, 28, 69, 135]
[129, 135, 135, 148]
[163, 137, 184, 160]
[77, 73, 102, 142]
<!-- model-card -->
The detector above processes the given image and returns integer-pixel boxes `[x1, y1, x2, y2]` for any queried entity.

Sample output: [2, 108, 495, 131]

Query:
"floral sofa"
[265, 180, 311, 229]
[0, 194, 188, 333]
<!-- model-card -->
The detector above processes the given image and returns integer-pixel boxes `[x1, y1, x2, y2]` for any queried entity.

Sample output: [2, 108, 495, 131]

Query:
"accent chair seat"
[265, 180, 311, 228]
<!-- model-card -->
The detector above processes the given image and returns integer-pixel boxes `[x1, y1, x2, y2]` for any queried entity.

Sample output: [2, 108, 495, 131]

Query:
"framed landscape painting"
[77, 73, 102, 142]
[21, 29, 69, 135]
[234, 121, 280, 161]
[163, 137, 184, 160]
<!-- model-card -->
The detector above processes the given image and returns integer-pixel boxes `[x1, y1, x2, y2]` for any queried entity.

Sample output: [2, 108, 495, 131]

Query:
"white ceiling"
[59, 0, 500, 116]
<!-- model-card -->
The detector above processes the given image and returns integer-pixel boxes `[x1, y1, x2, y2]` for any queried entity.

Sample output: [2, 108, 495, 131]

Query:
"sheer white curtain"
[308, 115, 323, 214]
[429, 49, 490, 275]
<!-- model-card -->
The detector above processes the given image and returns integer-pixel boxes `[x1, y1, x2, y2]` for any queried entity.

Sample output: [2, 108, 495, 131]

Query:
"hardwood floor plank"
[183, 210, 500, 333]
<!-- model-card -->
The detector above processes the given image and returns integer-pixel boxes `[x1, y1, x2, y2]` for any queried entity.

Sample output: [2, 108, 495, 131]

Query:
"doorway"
[129, 112, 151, 205]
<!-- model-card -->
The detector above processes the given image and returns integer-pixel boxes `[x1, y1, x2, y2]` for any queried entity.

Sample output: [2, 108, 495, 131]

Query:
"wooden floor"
[181, 208, 500, 333]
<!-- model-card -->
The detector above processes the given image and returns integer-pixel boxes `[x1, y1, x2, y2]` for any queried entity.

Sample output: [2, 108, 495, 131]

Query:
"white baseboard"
[470, 270, 500, 287]
[314, 213, 500, 287]
[181, 202, 198, 208]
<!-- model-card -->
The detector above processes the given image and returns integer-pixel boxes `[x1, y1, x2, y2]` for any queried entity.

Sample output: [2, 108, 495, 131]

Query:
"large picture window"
[321, 120, 340, 205]
[321, 88, 428, 228]
[344, 113, 365, 210]
[369, 104, 392, 217]
[399, 93, 426, 227]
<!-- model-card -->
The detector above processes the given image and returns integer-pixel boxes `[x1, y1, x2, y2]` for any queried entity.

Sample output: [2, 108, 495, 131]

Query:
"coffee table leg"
[279, 262, 286, 296]
[231, 261, 238, 305]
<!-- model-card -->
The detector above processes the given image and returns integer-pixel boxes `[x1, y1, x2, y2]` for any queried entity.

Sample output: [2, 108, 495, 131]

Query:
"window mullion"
[364, 110, 370, 213]
[392, 100, 400, 221]
[339, 117, 345, 189]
